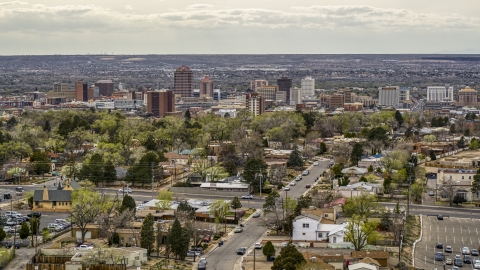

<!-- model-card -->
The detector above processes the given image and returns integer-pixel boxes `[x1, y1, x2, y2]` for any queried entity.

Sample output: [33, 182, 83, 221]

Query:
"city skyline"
[0, 0, 479, 55]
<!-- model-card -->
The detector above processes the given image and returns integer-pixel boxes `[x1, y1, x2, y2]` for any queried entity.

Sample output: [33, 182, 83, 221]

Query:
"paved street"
[204, 217, 267, 270]
[414, 215, 480, 270]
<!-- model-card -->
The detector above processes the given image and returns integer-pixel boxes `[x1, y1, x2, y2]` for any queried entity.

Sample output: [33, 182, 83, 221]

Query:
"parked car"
[455, 258, 464, 267]
[199, 258, 207, 265]
[203, 235, 211, 242]
[254, 242, 263, 249]
[27, 212, 42, 218]
[445, 246, 453, 253]
[252, 212, 260, 218]
[302, 170, 309, 176]
[191, 247, 203, 254]
[474, 260, 480, 269]
[5, 243, 19, 249]
[290, 182, 296, 186]
[186, 251, 201, 257]
[313, 162, 319, 166]
[75, 244, 94, 250]
[436, 243, 443, 249]
[241, 195, 253, 199]
[5, 211, 19, 217]
[234, 227, 243, 233]
[437, 215, 444, 220]
[452, 266, 460, 270]
[118, 188, 132, 193]
[237, 247, 247, 255]
[284, 187, 290, 191]
[429, 191, 435, 196]
[198, 262, 206, 270]
[15, 187, 24, 192]
[472, 249, 479, 256]
[435, 252, 444, 261]
[446, 258, 452, 265]
[305, 184, 311, 188]
[463, 247, 471, 255]
[465, 255, 472, 264]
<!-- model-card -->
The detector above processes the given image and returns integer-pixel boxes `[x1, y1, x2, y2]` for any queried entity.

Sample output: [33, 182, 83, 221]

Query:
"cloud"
[0, 4, 478, 34]
[0, 1, 27, 6]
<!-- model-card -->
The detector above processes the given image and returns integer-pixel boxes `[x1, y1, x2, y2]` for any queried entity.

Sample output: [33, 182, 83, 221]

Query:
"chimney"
[42, 185, 49, 201]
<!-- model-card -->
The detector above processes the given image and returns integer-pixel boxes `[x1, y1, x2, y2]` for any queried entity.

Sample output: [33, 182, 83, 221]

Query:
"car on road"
[295, 176, 302, 181]
[199, 258, 207, 265]
[284, 187, 290, 191]
[118, 188, 132, 193]
[437, 215, 444, 220]
[237, 247, 247, 255]
[290, 182, 296, 186]
[436, 243, 443, 249]
[254, 242, 263, 249]
[435, 252, 444, 261]
[429, 191, 434, 196]
[455, 258, 463, 267]
[27, 212, 42, 218]
[241, 195, 253, 199]
[252, 212, 260, 218]
[302, 170, 309, 176]
[472, 249, 479, 256]
[446, 258, 452, 265]
[186, 251, 201, 257]
[313, 162, 319, 166]
[198, 262, 206, 270]
[15, 187, 24, 192]
[464, 255, 472, 264]
[234, 227, 243, 233]
[305, 184, 311, 188]
[463, 247, 471, 255]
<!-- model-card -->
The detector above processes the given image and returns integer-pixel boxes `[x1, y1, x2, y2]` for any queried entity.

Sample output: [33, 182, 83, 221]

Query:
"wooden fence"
[33, 256, 72, 264]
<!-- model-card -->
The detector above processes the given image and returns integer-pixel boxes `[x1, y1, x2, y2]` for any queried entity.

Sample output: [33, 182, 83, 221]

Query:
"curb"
[412, 214, 423, 267]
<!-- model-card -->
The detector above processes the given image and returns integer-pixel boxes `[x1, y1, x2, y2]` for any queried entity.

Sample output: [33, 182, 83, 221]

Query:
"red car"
[203, 235, 211, 242]
[305, 184, 311, 188]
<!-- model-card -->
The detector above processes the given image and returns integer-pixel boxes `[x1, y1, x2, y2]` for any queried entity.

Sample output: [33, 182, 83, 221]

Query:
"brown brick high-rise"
[174, 65, 193, 97]
[147, 90, 175, 117]
[95, 80, 114, 97]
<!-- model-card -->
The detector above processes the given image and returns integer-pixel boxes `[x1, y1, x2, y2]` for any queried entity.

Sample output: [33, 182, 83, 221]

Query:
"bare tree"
[441, 178, 458, 206]
[269, 165, 287, 186]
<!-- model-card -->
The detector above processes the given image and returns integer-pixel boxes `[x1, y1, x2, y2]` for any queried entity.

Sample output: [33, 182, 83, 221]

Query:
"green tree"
[79, 153, 105, 185]
[429, 150, 437, 161]
[6, 116, 18, 129]
[184, 109, 191, 121]
[19, 222, 30, 239]
[103, 160, 117, 183]
[344, 215, 379, 251]
[453, 194, 467, 205]
[395, 110, 404, 127]
[379, 210, 392, 231]
[342, 194, 379, 219]
[120, 194, 136, 213]
[338, 176, 350, 186]
[350, 143, 364, 166]
[155, 190, 173, 211]
[367, 165, 374, 172]
[0, 228, 5, 242]
[465, 128, 471, 136]
[30, 151, 51, 175]
[223, 160, 237, 176]
[263, 191, 280, 213]
[125, 152, 161, 188]
[319, 142, 327, 154]
[230, 197, 242, 222]
[168, 219, 185, 259]
[410, 182, 424, 203]
[457, 136, 466, 148]
[140, 213, 155, 256]
[367, 127, 388, 144]
[178, 226, 191, 261]
[287, 146, 304, 168]
[262, 241, 276, 259]
[470, 138, 479, 150]
[43, 119, 51, 132]
[271, 242, 306, 270]
[209, 199, 230, 233]
[472, 169, 480, 196]
[449, 124, 456, 134]
[242, 158, 268, 193]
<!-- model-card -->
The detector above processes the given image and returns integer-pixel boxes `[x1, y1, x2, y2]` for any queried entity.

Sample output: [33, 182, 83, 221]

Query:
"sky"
[0, 0, 479, 55]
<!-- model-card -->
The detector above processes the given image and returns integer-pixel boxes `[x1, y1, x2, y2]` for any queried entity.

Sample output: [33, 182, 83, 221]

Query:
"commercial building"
[277, 77, 292, 102]
[290, 87, 302, 105]
[378, 86, 400, 106]
[399, 87, 411, 101]
[245, 93, 265, 116]
[46, 83, 76, 105]
[75, 81, 88, 102]
[250, 79, 268, 92]
[329, 94, 345, 109]
[256, 85, 278, 100]
[275, 91, 287, 103]
[146, 89, 175, 117]
[174, 65, 194, 97]
[427, 85, 454, 102]
[199, 77, 213, 97]
[456, 87, 478, 106]
[301, 76, 315, 97]
[95, 80, 114, 97]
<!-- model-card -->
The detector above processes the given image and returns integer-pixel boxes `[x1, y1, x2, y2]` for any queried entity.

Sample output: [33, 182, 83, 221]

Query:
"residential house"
[437, 169, 476, 183]
[33, 179, 80, 212]
[342, 166, 368, 176]
[348, 262, 377, 270]
[70, 247, 147, 267]
[302, 252, 335, 270]
[299, 207, 337, 224]
[164, 152, 189, 166]
[358, 154, 383, 169]
[351, 251, 389, 267]
[199, 181, 249, 192]
[292, 214, 347, 243]
[318, 255, 345, 270]
[71, 225, 143, 247]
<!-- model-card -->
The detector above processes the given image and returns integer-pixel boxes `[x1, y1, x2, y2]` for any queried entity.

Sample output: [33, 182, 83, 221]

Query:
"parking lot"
[415, 215, 480, 269]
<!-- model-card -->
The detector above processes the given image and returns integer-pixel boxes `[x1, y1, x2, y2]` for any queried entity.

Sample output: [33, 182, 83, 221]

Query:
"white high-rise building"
[378, 86, 400, 106]
[301, 77, 315, 97]
[427, 85, 454, 102]
[290, 87, 302, 105]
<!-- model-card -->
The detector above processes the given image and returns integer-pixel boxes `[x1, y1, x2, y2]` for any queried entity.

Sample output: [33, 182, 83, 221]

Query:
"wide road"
[381, 202, 480, 219]
[205, 216, 266, 270]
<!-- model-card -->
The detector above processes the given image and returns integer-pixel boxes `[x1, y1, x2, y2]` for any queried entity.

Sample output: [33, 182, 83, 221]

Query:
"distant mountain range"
[435, 48, 480, 54]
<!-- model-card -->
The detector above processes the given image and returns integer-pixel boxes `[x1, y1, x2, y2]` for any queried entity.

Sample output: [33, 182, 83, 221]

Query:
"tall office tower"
[256, 85, 278, 100]
[53, 83, 68, 92]
[277, 77, 292, 101]
[329, 93, 345, 109]
[199, 77, 213, 97]
[146, 90, 175, 117]
[427, 85, 454, 102]
[301, 77, 315, 97]
[245, 93, 265, 116]
[378, 86, 400, 106]
[95, 80, 114, 97]
[290, 87, 302, 105]
[75, 81, 89, 102]
[174, 65, 194, 97]
[343, 89, 353, 103]
[457, 87, 478, 106]
[399, 87, 411, 101]
[250, 79, 268, 92]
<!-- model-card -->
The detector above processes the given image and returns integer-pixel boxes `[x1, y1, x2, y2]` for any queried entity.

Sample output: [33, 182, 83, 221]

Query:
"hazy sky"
[1, 0, 479, 55]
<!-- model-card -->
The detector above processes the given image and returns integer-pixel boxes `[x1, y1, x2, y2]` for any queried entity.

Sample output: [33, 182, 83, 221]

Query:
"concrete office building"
[75, 81, 88, 102]
[457, 87, 478, 106]
[95, 80, 114, 97]
[256, 85, 278, 100]
[378, 86, 400, 106]
[277, 77, 292, 102]
[46, 83, 76, 104]
[275, 91, 286, 103]
[301, 77, 315, 97]
[427, 85, 454, 102]
[245, 93, 265, 116]
[199, 77, 213, 97]
[53, 83, 69, 93]
[329, 93, 345, 109]
[400, 87, 411, 101]
[174, 65, 194, 97]
[146, 89, 175, 117]
[290, 87, 302, 105]
[250, 79, 268, 92]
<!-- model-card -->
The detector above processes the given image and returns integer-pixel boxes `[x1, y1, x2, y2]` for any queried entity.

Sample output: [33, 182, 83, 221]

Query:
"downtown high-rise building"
[301, 77, 315, 97]
[250, 79, 268, 92]
[290, 87, 302, 105]
[146, 89, 175, 117]
[427, 85, 454, 102]
[245, 93, 265, 116]
[256, 85, 278, 100]
[95, 80, 114, 97]
[199, 77, 213, 97]
[277, 77, 292, 102]
[75, 81, 88, 102]
[378, 86, 400, 106]
[174, 65, 194, 97]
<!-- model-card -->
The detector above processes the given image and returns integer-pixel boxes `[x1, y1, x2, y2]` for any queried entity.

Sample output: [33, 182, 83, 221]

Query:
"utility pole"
[253, 247, 256, 270]
[259, 169, 263, 198]
[151, 163, 154, 199]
